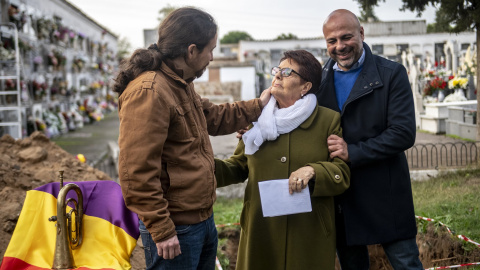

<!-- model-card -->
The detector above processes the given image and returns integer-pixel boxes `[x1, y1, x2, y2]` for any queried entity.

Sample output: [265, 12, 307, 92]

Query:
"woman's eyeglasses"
[271, 66, 308, 81]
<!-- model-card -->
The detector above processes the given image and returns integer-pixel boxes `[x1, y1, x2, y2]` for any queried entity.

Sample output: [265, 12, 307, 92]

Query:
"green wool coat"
[215, 105, 351, 270]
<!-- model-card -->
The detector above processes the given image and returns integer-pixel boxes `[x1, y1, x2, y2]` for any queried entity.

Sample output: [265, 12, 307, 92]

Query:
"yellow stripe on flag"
[4, 190, 137, 270]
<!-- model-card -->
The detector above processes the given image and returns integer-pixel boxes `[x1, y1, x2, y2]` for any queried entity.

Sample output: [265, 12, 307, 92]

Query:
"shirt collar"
[333, 48, 365, 72]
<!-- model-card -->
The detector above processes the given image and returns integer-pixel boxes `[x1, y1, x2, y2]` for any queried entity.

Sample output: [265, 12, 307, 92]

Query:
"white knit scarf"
[243, 94, 317, 155]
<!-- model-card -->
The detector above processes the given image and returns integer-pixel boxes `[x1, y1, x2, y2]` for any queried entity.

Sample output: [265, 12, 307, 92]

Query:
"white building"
[1, 0, 119, 138]
[239, 20, 475, 67]
[237, 20, 476, 98]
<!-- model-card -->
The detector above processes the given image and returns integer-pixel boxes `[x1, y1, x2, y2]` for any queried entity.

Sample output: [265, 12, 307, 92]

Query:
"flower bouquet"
[423, 77, 447, 97]
[448, 76, 468, 90]
[444, 76, 468, 102]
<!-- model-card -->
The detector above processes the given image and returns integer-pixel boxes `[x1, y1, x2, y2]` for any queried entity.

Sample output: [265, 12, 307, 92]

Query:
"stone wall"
[194, 81, 242, 101]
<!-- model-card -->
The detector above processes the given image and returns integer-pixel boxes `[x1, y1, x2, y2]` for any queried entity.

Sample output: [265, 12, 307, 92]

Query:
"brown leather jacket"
[118, 62, 262, 242]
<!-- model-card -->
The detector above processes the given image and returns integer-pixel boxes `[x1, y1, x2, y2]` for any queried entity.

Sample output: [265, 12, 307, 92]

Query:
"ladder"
[0, 23, 22, 139]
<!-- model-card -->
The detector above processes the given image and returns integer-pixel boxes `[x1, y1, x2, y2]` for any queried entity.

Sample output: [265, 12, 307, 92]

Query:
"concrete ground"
[52, 111, 121, 164]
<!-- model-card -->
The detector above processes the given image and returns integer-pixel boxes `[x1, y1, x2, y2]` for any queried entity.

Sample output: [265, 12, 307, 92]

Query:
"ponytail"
[112, 44, 163, 96]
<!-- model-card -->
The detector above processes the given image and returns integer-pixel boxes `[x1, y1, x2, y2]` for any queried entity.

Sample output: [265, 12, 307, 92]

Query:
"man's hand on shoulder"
[156, 235, 181, 260]
[236, 126, 250, 139]
[259, 87, 272, 108]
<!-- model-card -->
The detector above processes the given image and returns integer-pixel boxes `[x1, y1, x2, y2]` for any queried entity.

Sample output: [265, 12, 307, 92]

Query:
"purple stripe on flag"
[35, 180, 139, 239]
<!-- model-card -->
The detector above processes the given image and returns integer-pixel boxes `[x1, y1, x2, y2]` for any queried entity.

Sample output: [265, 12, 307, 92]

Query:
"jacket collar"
[356, 42, 383, 90]
[322, 42, 384, 95]
[298, 104, 319, 129]
[160, 60, 194, 87]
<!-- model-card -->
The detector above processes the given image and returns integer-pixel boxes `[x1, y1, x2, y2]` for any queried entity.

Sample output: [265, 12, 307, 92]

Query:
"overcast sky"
[67, 0, 437, 50]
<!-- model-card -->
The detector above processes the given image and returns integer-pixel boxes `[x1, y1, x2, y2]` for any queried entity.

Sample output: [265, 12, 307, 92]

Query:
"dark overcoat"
[316, 43, 418, 246]
[215, 105, 350, 270]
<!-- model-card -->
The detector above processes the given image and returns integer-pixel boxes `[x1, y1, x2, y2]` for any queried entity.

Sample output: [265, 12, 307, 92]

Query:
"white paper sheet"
[258, 179, 312, 217]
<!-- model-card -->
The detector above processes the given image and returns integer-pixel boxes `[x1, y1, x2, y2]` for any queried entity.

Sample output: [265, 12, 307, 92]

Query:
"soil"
[370, 224, 480, 270]
[217, 223, 480, 270]
[0, 132, 110, 264]
[1, 131, 479, 270]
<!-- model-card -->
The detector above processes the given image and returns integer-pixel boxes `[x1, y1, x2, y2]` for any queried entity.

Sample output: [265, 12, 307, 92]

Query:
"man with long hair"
[114, 7, 269, 269]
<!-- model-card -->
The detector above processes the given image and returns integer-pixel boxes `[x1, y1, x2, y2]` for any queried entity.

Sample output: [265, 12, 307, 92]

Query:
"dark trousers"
[336, 237, 423, 270]
[139, 214, 218, 270]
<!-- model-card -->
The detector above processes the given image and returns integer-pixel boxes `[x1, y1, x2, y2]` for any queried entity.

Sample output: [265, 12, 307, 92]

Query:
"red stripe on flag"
[0, 256, 116, 270]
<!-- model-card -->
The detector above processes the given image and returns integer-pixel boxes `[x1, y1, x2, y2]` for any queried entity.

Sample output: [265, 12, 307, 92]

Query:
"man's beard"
[195, 67, 206, 78]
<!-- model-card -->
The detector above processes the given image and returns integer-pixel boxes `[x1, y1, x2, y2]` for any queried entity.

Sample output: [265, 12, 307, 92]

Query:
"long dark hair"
[280, 50, 323, 94]
[113, 7, 217, 96]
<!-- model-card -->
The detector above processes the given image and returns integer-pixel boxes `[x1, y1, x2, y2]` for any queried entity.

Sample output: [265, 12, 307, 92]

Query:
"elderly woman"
[215, 50, 350, 270]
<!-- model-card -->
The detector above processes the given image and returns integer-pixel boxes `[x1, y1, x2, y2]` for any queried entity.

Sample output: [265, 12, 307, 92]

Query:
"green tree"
[116, 36, 132, 62]
[426, 9, 453, 33]
[158, 4, 176, 22]
[275, 33, 298, 40]
[356, 0, 383, 21]
[356, 0, 480, 163]
[359, 5, 380, 22]
[220, 31, 254, 44]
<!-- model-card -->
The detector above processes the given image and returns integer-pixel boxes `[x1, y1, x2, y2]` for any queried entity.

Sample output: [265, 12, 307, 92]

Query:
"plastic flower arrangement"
[448, 77, 468, 90]
[423, 77, 447, 96]
[89, 81, 102, 92]
[424, 70, 436, 78]
[72, 57, 85, 71]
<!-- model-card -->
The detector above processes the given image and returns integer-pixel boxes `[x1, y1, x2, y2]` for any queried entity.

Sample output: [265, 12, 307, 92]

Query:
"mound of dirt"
[368, 223, 480, 270]
[0, 131, 111, 263]
[217, 223, 480, 270]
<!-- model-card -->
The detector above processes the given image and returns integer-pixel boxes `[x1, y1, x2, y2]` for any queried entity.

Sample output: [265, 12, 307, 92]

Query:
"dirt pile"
[217, 223, 480, 270]
[0, 131, 111, 263]
[368, 224, 480, 270]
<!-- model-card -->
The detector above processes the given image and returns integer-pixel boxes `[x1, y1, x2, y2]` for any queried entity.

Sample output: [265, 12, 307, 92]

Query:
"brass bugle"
[48, 170, 84, 269]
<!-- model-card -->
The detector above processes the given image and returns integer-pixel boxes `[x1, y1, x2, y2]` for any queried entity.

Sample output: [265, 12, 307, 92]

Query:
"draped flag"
[1, 180, 139, 270]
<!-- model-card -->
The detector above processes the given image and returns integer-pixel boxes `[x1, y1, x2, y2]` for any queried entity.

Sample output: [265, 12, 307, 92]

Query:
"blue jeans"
[139, 214, 218, 270]
[337, 237, 423, 270]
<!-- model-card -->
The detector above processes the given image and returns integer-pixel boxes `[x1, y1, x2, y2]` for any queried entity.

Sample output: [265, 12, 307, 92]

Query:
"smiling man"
[113, 7, 270, 270]
[316, 9, 423, 270]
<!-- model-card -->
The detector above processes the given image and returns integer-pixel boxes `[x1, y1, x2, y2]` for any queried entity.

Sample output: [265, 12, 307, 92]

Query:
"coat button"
[280, 157, 287, 163]
[334, 175, 340, 180]
[369, 83, 373, 86]
[375, 81, 379, 84]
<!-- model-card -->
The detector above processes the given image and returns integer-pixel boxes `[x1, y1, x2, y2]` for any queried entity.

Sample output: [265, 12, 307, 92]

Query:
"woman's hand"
[289, 166, 315, 194]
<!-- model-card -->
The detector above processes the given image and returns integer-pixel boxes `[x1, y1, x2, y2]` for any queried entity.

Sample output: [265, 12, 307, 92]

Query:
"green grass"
[213, 196, 243, 226]
[417, 129, 475, 142]
[213, 196, 243, 270]
[413, 169, 480, 269]
[412, 168, 480, 245]
[446, 134, 475, 142]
